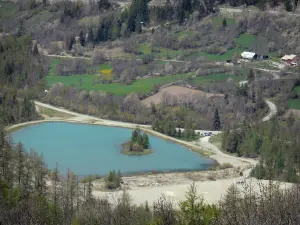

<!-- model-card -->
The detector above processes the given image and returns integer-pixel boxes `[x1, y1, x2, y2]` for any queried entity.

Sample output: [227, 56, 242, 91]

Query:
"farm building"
[281, 54, 297, 66]
[241, 51, 258, 60]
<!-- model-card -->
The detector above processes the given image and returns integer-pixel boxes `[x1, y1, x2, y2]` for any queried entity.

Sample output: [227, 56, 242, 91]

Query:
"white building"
[241, 51, 258, 60]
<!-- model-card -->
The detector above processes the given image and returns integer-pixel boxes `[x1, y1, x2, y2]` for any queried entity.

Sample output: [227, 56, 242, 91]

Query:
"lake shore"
[6, 101, 262, 206]
[8, 101, 258, 170]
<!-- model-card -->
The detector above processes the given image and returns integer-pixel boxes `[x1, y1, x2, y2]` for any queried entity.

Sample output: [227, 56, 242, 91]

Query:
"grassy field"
[176, 30, 198, 40]
[288, 99, 300, 110]
[193, 73, 244, 85]
[47, 73, 194, 95]
[189, 48, 243, 61]
[235, 33, 256, 49]
[138, 44, 152, 55]
[136, 31, 257, 62]
[211, 16, 237, 27]
[48, 58, 112, 76]
[0, 1, 18, 21]
[48, 58, 61, 76]
[137, 44, 187, 59]
[46, 71, 245, 95]
[294, 86, 300, 96]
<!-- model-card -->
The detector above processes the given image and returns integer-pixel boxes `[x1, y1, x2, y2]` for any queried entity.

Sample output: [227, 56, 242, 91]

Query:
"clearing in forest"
[141, 86, 224, 106]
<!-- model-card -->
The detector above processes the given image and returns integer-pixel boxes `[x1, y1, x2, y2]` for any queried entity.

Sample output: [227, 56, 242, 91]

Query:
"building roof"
[281, 54, 297, 60]
[241, 51, 257, 59]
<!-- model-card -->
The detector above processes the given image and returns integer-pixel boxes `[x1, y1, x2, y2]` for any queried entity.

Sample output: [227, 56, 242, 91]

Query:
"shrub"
[142, 54, 154, 64]
[104, 170, 122, 189]
[207, 174, 216, 181]
[92, 50, 106, 65]
[219, 163, 234, 170]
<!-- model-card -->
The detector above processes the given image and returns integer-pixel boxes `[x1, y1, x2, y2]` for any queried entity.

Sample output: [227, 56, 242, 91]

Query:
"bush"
[219, 163, 234, 170]
[104, 170, 122, 189]
[142, 54, 154, 64]
[207, 174, 216, 181]
[132, 143, 143, 152]
[92, 50, 106, 65]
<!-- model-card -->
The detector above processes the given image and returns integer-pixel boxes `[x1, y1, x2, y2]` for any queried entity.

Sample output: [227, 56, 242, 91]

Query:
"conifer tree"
[222, 18, 227, 27]
[79, 31, 85, 47]
[15, 143, 25, 185]
[285, 0, 293, 11]
[247, 69, 255, 83]
[212, 108, 221, 131]
[33, 43, 39, 55]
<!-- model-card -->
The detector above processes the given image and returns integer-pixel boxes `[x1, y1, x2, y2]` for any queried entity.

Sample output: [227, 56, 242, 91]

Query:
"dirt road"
[262, 100, 278, 122]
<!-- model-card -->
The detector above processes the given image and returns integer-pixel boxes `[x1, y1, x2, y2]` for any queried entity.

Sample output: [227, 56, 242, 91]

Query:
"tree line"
[222, 117, 300, 182]
[152, 118, 198, 141]
[0, 35, 45, 125]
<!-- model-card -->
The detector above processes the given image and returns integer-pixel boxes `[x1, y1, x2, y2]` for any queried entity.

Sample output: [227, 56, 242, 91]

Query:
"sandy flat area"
[93, 177, 292, 207]
[142, 86, 223, 107]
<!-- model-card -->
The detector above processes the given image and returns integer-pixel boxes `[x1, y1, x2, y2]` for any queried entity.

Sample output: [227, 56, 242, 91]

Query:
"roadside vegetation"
[38, 105, 72, 118]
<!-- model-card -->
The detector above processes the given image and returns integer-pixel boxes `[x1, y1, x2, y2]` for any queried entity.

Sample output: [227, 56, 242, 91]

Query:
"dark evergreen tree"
[177, 4, 185, 24]
[67, 35, 75, 51]
[127, 0, 149, 32]
[98, 0, 110, 9]
[222, 18, 227, 27]
[247, 69, 255, 83]
[79, 31, 86, 47]
[87, 27, 95, 44]
[212, 108, 221, 131]
[33, 43, 39, 55]
[285, 0, 293, 11]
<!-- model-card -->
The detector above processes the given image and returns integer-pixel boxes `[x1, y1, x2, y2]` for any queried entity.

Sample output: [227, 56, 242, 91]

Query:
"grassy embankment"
[209, 134, 222, 149]
[38, 106, 73, 118]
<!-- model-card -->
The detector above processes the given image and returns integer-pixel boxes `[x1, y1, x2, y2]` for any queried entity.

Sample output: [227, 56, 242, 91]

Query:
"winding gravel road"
[262, 100, 278, 122]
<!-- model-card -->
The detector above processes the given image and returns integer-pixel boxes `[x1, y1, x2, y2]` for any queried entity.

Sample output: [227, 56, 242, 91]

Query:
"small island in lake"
[122, 128, 153, 155]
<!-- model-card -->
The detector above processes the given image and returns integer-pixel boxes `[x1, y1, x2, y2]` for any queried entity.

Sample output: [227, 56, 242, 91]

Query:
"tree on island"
[129, 128, 150, 151]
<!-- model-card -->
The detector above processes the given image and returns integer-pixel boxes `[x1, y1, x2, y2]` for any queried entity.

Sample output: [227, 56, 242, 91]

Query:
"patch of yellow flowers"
[100, 69, 113, 80]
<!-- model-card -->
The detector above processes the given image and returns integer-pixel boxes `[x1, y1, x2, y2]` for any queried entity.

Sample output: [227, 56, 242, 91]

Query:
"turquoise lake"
[10, 122, 214, 176]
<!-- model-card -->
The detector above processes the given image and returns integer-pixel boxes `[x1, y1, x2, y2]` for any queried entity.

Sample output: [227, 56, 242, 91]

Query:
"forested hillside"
[222, 117, 300, 182]
[0, 35, 46, 125]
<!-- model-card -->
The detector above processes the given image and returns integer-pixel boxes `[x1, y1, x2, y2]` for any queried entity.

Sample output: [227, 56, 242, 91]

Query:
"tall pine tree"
[79, 31, 86, 47]
[212, 108, 221, 131]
